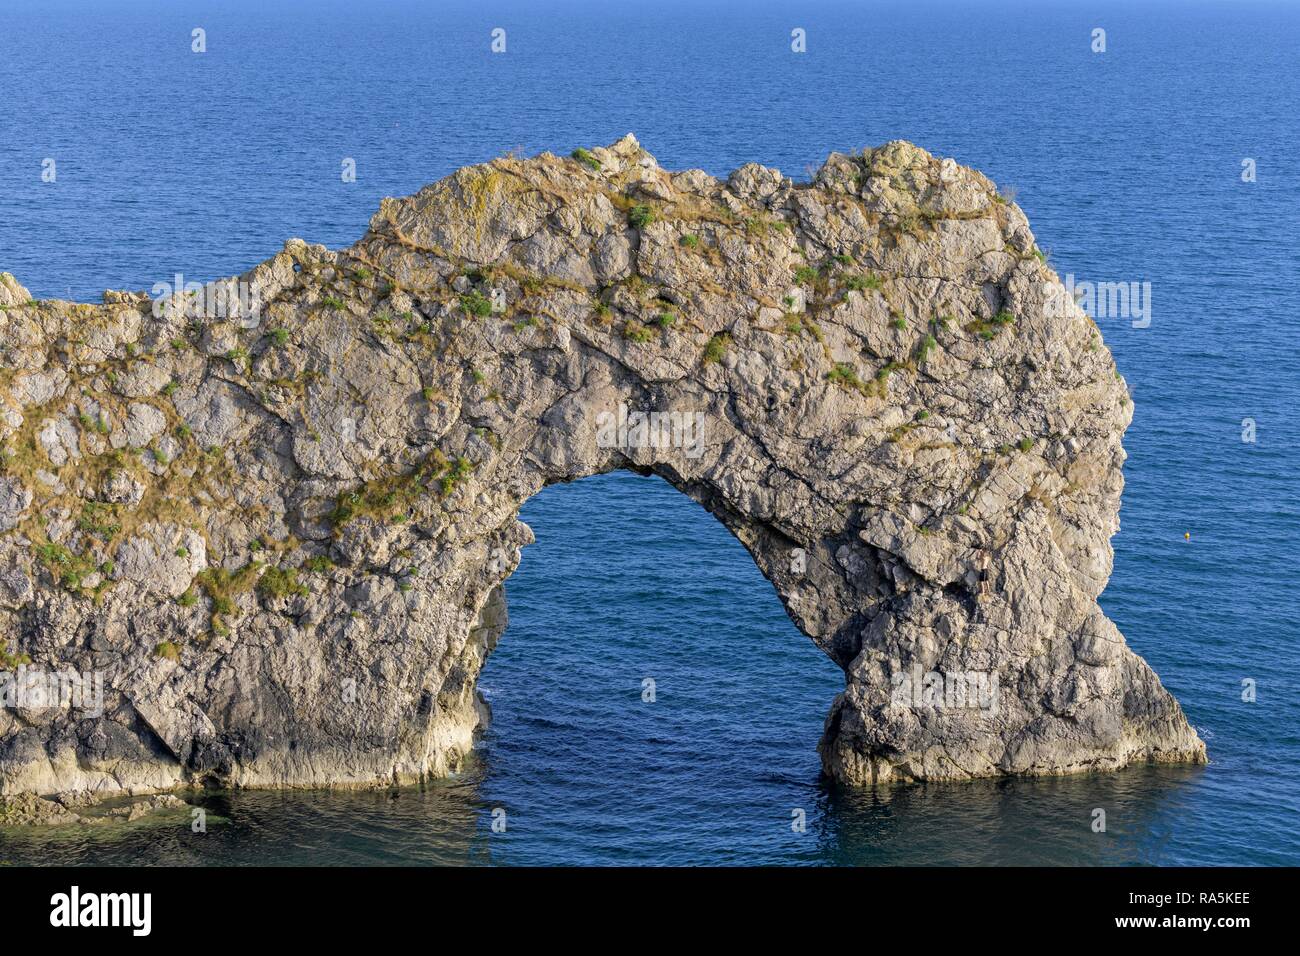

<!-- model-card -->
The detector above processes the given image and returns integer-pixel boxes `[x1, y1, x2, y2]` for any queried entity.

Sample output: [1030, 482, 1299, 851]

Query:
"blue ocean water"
[1, 0, 1297, 865]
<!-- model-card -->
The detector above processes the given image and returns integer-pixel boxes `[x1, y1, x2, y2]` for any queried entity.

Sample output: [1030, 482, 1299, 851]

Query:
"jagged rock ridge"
[0, 135, 1204, 803]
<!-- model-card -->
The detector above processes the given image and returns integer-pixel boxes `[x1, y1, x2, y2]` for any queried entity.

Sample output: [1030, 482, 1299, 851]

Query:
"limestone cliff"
[0, 135, 1205, 802]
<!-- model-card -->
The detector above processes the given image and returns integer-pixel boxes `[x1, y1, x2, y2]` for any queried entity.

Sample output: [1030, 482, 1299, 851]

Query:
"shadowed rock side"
[0, 135, 1204, 803]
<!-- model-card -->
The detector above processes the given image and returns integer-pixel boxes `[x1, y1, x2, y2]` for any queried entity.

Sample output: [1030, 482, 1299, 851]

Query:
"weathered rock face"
[0, 136, 1204, 801]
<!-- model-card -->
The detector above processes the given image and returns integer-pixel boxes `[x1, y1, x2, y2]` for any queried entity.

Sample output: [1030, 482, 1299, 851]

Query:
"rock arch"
[0, 136, 1204, 801]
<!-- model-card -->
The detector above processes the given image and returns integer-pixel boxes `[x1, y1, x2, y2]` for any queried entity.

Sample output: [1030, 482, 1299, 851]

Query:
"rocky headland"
[0, 135, 1205, 812]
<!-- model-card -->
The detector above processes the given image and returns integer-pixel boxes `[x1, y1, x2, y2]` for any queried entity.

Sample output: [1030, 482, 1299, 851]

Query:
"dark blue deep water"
[1, 0, 1297, 865]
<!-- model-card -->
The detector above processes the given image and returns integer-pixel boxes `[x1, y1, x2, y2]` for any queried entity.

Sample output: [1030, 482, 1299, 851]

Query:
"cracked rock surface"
[0, 135, 1204, 801]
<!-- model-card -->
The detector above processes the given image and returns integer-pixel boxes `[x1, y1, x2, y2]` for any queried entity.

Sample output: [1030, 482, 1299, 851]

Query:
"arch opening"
[475, 471, 844, 821]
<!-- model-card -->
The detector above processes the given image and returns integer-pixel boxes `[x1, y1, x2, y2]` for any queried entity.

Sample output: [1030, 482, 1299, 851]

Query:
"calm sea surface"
[1, 0, 1297, 865]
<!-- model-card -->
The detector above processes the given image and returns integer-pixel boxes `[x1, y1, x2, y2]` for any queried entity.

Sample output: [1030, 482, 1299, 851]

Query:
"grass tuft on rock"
[628, 204, 656, 229]
[571, 147, 602, 171]
[703, 332, 731, 364]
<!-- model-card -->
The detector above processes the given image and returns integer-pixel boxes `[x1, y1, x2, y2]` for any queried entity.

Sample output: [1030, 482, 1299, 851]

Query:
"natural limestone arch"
[0, 136, 1204, 804]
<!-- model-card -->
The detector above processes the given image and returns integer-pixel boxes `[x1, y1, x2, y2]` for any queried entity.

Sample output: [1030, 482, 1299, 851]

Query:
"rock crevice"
[0, 136, 1204, 800]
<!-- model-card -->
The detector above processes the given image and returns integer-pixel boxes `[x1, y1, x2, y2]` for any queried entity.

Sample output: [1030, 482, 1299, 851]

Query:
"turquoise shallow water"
[1, 0, 1298, 865]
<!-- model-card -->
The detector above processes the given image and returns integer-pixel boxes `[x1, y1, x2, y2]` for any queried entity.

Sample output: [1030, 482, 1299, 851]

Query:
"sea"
[0, 0, 1297, 865]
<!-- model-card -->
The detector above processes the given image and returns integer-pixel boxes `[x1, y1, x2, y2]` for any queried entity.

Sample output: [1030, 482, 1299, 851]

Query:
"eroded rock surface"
[0, 136, 1204, 800]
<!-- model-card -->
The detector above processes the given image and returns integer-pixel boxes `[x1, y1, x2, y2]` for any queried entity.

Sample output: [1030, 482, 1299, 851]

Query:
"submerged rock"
[0, 790, 188, 826]
[0, 135, 1204, 804]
